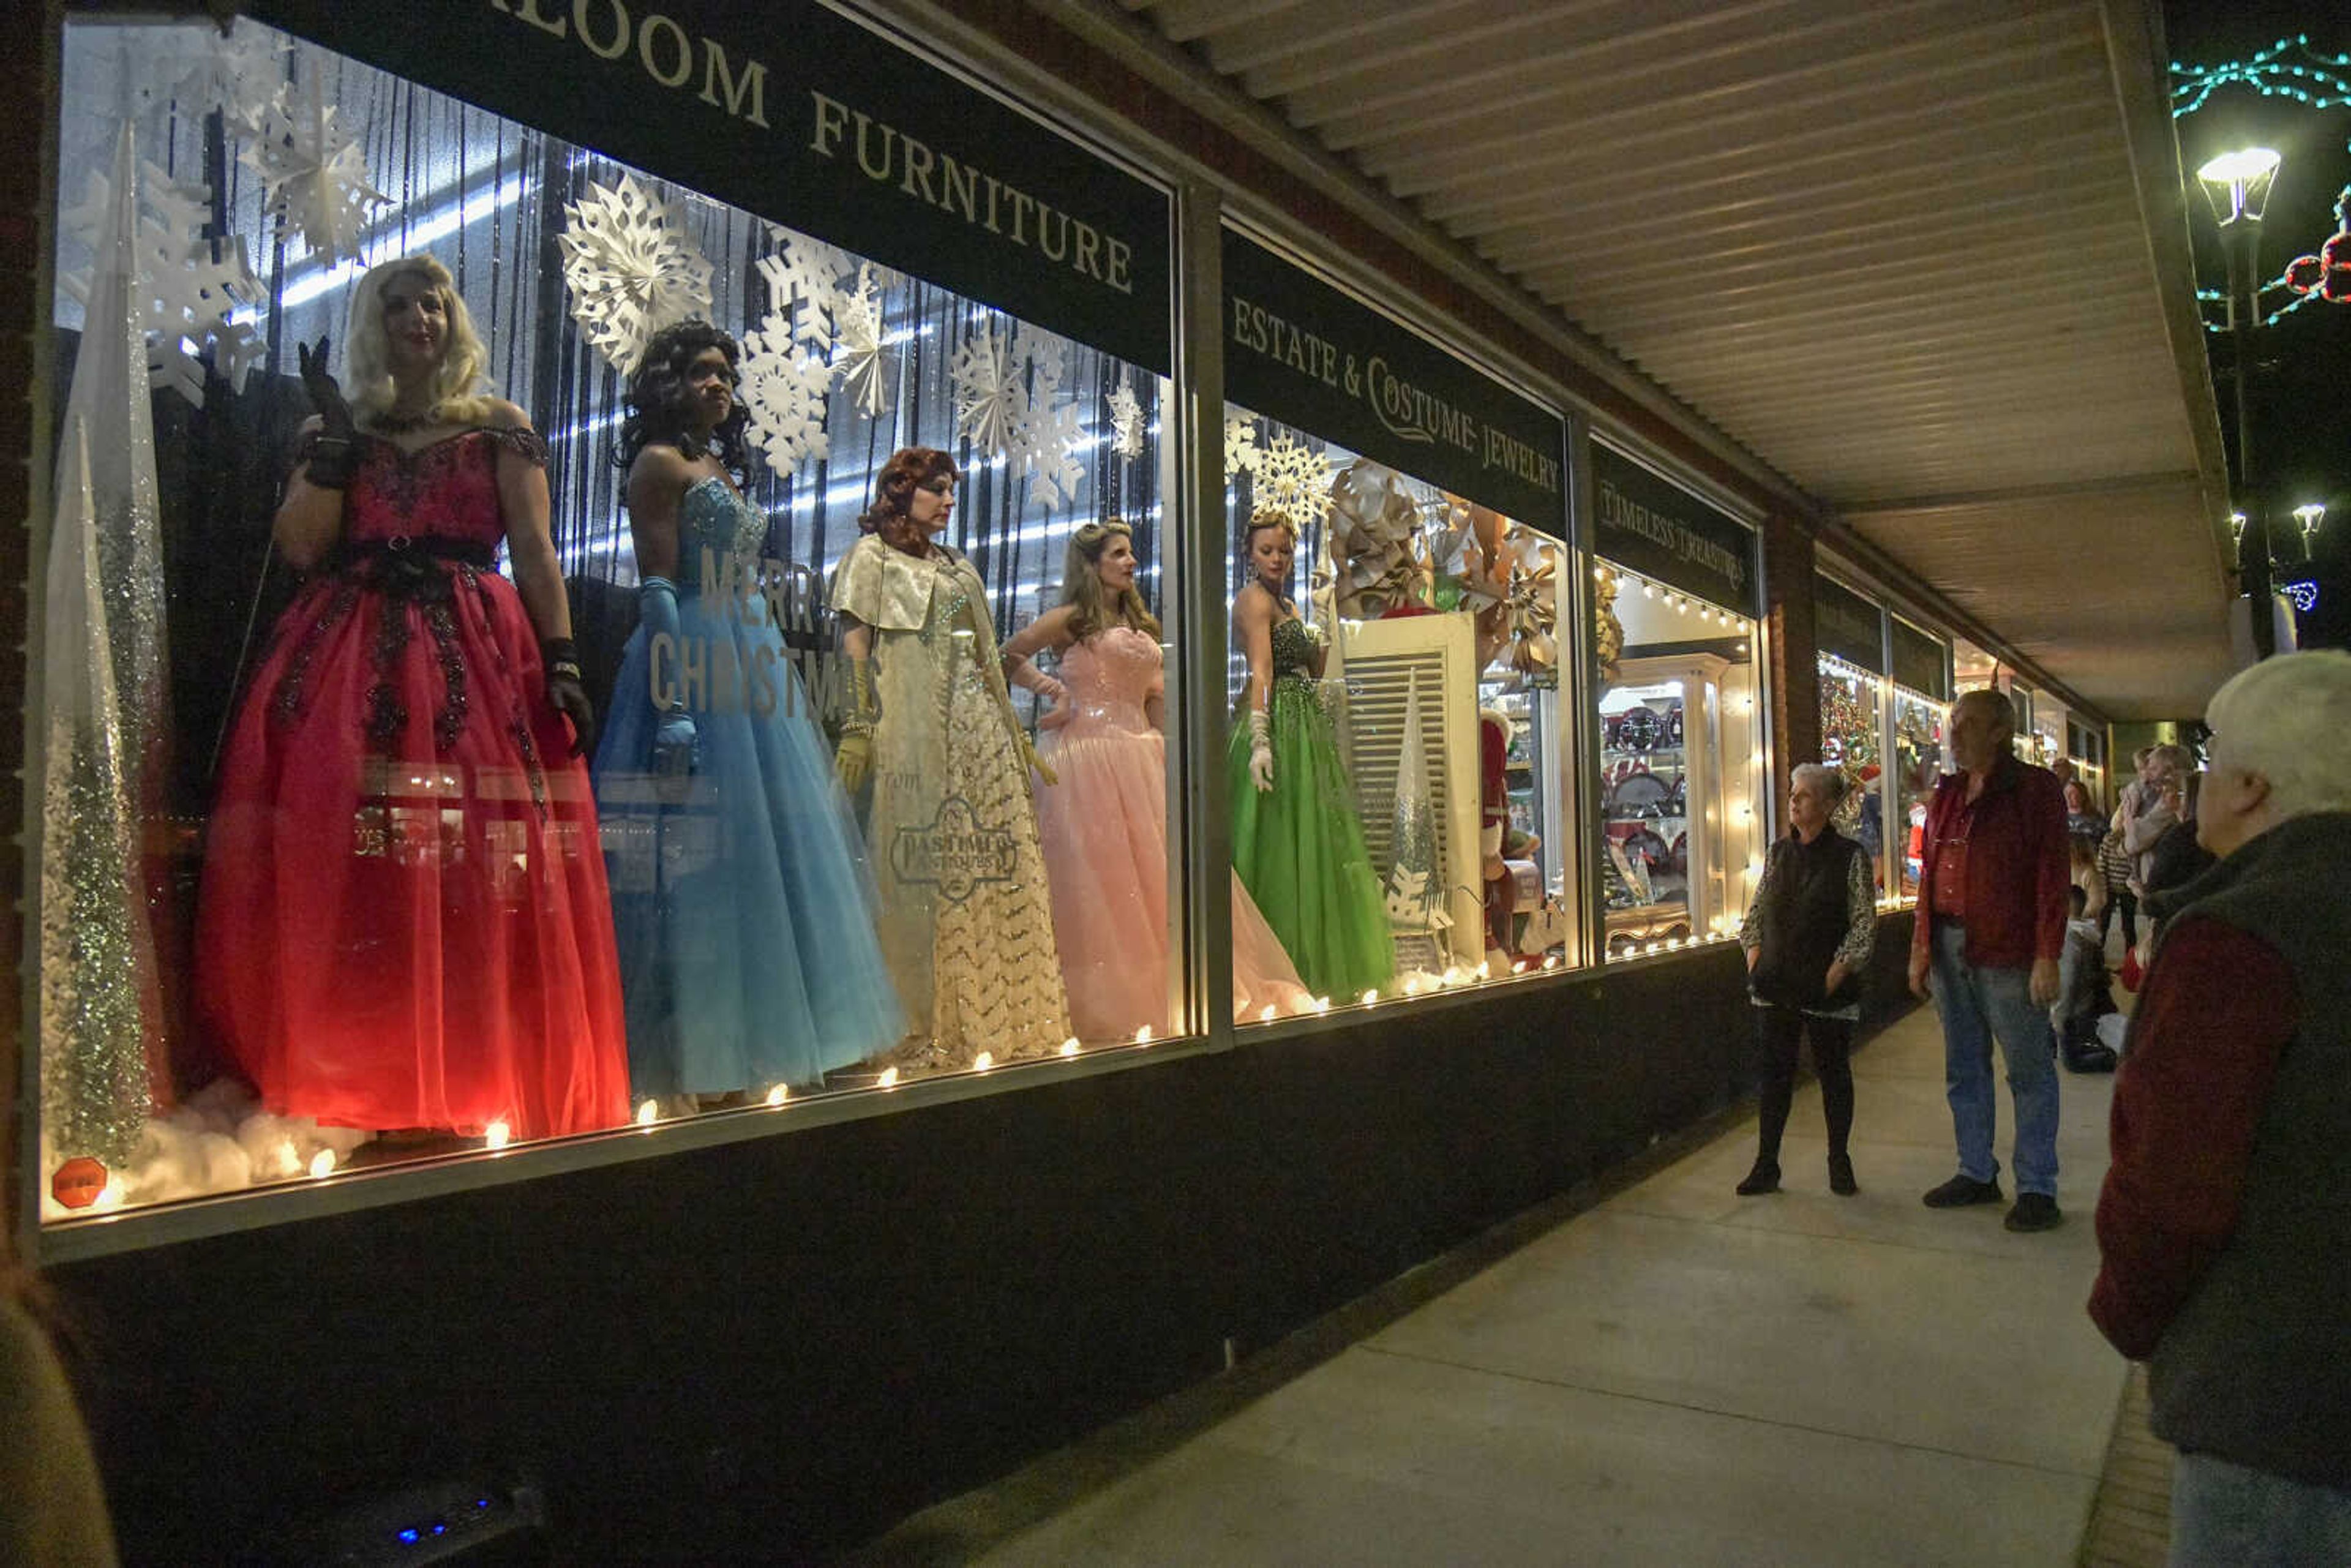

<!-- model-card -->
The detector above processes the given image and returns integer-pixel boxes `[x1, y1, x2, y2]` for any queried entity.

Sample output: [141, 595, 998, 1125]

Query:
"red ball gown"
[198, 429, 631, 1141]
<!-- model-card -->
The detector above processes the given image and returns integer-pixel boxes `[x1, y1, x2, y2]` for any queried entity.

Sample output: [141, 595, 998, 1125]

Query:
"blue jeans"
[1928, 921, 2059, 1196]
[2170, 1452, 2351, 1566]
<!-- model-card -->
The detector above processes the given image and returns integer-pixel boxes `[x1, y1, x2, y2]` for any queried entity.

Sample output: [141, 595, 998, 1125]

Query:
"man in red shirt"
[2090, 651, 2351, 1562]
[1906, 688, 2071, 1232]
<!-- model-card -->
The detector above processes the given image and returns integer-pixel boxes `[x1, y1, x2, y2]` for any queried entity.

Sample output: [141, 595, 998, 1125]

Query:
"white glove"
[1248, 710, 1273, 792]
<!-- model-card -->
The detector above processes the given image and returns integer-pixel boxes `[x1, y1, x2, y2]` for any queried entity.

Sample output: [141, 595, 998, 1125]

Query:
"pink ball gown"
[1034, 625, 1313, 1039]
[198, 429, 631, 1141]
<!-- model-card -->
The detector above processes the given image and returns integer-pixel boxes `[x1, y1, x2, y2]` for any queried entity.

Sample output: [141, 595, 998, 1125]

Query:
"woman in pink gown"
[198, 255, 630, 1144]
[1002, 520, 1313, 1040]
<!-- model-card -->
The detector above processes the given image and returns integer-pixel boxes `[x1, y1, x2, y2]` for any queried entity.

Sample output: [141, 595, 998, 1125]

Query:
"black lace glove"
[297, 336, 361, 489]
[543, 637, 595, 759]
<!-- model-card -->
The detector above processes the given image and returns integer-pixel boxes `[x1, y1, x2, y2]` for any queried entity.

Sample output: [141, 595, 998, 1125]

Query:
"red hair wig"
[859, 446, 960, 558]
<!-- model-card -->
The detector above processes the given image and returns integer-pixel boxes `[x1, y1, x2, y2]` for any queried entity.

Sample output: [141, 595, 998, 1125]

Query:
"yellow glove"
[835, 732, 871, 795]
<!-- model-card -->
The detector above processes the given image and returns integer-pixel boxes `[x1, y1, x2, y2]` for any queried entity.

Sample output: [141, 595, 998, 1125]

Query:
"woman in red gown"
[198, 254, 631, 1145]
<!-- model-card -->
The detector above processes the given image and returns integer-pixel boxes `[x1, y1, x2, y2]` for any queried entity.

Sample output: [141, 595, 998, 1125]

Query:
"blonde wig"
[342, 253, 499, 426]
[1059, 518, 1161, 643]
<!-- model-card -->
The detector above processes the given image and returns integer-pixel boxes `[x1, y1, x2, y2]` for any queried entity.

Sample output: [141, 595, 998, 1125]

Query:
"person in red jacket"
[1906, 687, 2071, 1231]
[2090, 650, 2351, 1563]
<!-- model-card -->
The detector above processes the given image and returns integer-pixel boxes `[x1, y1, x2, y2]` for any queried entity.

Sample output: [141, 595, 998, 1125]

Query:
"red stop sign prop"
[50, 1157, 109, 1210]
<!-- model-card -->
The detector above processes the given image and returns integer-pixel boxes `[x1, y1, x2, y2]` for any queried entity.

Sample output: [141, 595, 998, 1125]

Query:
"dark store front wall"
[59, 926, 1916, 1562]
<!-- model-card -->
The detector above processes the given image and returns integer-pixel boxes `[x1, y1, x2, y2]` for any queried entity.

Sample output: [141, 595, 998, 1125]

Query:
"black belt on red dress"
[337, 535, 498, 570]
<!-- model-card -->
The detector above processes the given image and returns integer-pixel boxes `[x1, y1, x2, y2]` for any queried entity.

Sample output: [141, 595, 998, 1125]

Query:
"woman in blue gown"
[593, 320, 902, 1100]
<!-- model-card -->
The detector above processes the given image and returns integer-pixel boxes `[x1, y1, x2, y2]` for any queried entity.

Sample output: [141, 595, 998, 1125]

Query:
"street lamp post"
[2197, 146, 2283, 657]
[2293, 501, 2327, 561]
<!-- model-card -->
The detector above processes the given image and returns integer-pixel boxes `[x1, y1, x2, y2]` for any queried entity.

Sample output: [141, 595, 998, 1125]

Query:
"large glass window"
[1888, 687, 1944, 898]
[1816, 656, 1887, 893]
[1594, 565, 1764, 958]
[1221, 411, 1573, 1009]
[38, 18, 1176, 1219]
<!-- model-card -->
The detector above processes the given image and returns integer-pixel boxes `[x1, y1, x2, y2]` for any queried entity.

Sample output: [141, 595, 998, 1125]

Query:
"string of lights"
[2171, 36, 2351, 118]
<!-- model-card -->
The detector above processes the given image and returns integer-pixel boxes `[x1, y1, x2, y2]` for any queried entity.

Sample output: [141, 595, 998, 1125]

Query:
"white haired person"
[2091, 650, 2351, 1565]
[198, 253, 631, 1151]
[1736, 763, 1877, 1195]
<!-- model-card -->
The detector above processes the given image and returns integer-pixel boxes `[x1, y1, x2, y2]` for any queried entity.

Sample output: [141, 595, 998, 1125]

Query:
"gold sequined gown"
[830, 536, 1070, 1063]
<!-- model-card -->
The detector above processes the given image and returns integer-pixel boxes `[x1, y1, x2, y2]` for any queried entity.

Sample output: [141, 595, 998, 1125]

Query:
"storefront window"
[38, 15, 1176, 1219]
[1888, 689, 1944, 898]
[1816, 658, 1887, 890]
[1591, 446, 1765, 959]
[1218, 230, 1573, 1008]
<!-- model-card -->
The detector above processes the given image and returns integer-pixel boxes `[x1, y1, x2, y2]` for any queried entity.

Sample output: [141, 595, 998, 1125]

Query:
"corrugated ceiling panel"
[1124, 0, 2230, 718]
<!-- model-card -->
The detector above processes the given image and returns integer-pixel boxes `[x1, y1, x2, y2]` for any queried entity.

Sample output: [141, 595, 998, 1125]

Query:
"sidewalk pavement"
[880, 1001, 2133, 1567]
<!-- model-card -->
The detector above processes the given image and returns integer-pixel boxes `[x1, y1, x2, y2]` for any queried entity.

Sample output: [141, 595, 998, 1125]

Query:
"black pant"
[1752, 1003, 1855, 1168]
[2099, 885, 2139, 952]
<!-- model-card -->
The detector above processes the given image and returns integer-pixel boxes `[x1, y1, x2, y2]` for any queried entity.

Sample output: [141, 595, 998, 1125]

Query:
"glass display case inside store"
[1594, 563, 1764, 958]
[2025, 694, 2067, 772]
[1817, 657, 1887, 893]
[1221, 410, 1573, 1013]
[36, 18, 1177, 1221]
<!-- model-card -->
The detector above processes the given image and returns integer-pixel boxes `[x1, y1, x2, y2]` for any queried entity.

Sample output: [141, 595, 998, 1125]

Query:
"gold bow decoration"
[1502, 530, 1561, 679]
[1325, 458, 1428, 618]
[1427, 494, 1507, 617]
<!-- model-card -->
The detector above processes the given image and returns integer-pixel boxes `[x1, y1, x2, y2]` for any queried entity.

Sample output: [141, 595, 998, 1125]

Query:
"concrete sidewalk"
[872, 1002, 2134, 1566]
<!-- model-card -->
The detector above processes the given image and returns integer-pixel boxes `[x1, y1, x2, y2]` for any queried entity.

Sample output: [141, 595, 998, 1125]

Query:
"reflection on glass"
[40, 19, 1174, 1219]
[1817, 659, 1884, 896]
[1597, 563, 1764, 959]
[1889, 689, 1944, 898]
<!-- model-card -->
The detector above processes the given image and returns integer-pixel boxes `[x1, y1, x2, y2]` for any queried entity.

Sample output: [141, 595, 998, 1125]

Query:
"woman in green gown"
[1228, 507, 1395, 999]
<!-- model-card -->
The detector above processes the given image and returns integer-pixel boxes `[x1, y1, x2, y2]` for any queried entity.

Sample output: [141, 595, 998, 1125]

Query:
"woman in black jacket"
[1737, 763, 1879, 1196]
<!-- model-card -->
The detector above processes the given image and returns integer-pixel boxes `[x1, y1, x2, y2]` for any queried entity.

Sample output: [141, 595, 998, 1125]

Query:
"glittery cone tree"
[42, 123, 168, 1170]
[1384, 669, 1445, 933]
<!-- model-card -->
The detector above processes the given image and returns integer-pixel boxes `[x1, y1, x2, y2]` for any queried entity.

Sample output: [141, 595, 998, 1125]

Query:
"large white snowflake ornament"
[757, 227, 853, 351]
[59, 162, 265, 405]
[1253, 430, 1333, 528]
[1107, 379, 1145, 460]
[738, 315, 832, 473]
[948, 325, 1029, 456]
[558, 173, 714, 375]
[830, 264, 891, 419]
[241, 74, 388, 266]
[1018, 399, 1089, 512]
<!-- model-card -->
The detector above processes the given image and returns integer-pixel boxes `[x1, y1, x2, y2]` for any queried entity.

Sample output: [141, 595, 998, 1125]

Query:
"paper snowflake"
[738, 315, 832, 472]
[949, 325, 1028, 456]
[1224, 411, 1261, 479]
[1253, 430, 1333, 528]
[240, 75, 388, 266]
[830, 264, 891, 419]
[1108, 380, 1144, 459]
[558, 173, 713, 375]
[757, 226, 853, 351]
[59, 160, 265, 405]
[1018, 399, 1089, 511]
[167, 20, 290, 137]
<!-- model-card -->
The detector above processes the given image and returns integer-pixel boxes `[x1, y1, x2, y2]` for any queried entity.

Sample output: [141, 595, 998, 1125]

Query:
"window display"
[1590, 445, 1766, 959]
[1817, 659, 1886, 885]
[1885, 615, 1952, 899]
[1218, 229, 1574, 1007]
[38, 15, 1177, 1219]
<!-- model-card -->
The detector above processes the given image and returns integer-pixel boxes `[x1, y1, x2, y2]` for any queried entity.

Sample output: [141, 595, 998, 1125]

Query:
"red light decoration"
[2284, 185, 2351, 304]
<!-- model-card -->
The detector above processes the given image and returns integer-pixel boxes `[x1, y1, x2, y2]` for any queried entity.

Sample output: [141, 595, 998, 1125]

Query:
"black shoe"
[1828, 1153, 1858, 1196]
[2062, 1041, 2118, 1074]
[1922, 1173, 2004, 1208]
[1736, 1162, 1781, 1196]
[2004, 1193, 2062, 1232]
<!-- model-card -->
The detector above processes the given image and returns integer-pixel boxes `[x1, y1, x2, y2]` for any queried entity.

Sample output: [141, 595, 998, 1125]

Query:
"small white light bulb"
[484, 1120, 512, 1150]
[1360, 989, 1379, 1006]
[636, 1099, 659, 1127]
[1134, 1026, 1153, 1045]
[972, 1052, 994, 1072]
[765, 1084, 789, 1106]
[879, 1067, 901, 1089]
[1257, 1005, 1277, 1022]
[308, 1149, 337, 1180]
[1059, 1038, 1081, 1057]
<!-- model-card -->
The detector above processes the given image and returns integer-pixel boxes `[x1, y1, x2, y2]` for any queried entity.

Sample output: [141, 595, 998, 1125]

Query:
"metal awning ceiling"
[1116, 0, 2236, 718]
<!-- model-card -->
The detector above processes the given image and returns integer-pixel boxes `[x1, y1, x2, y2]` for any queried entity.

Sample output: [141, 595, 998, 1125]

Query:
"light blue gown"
[594, 476, 902, 1095]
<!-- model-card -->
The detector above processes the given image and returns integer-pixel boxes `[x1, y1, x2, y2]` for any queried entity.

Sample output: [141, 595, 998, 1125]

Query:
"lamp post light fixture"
[2293, 501, 2327, 558]
[2197, 146, 2284, 657]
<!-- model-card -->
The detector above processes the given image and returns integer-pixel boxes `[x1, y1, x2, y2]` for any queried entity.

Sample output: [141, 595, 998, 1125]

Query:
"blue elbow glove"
[638, 575, 700, 778]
